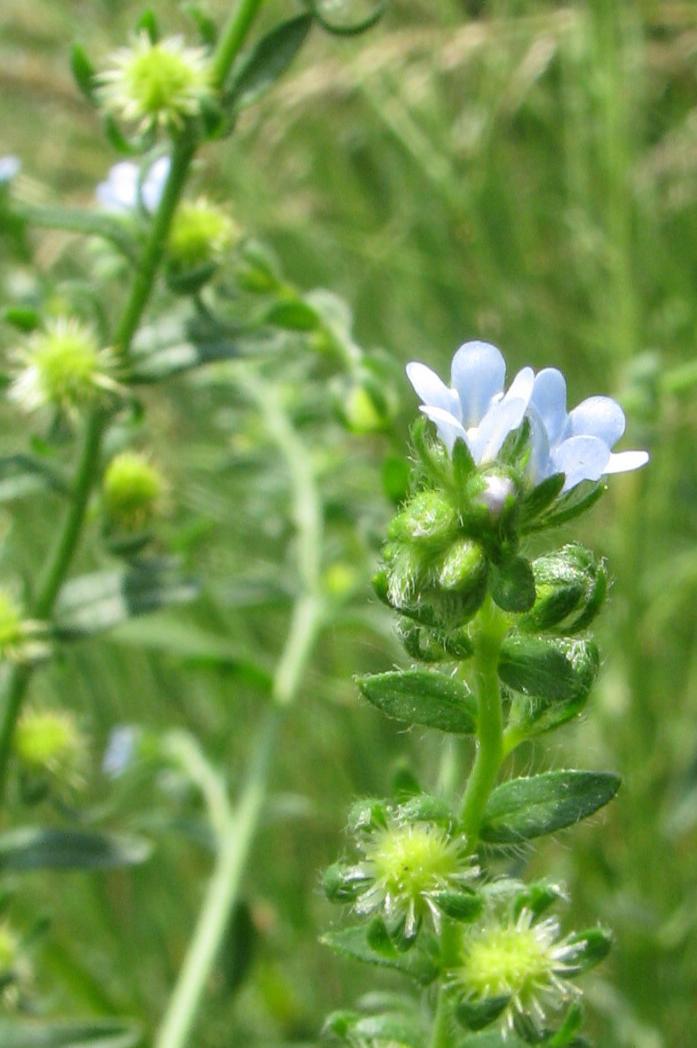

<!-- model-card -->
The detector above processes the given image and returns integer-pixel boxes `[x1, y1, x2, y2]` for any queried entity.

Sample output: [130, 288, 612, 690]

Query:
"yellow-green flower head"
[14, 708, 86, 786]
[98, 34, 212, 132]
[168, 197, 239, 270]
[10, 317, 117, 416]
[454, 908, 582, 1035]
[353, 818, 478, 940]
[0, 590, 47, 664]
[103, 450, 164, 529]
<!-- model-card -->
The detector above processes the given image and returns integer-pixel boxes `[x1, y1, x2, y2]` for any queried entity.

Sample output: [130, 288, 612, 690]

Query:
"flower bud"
[103, 451, 164, 531]
[167, 197, 239, 275]
[98, 34, 212, 132]
[520, 543, 608, 635]
[388, 491, 458, 550]
[9, 318, 117, 416]
[437, 538, 487, 594]
[0, 591, 47, 665]
[14, 707, 86, 787]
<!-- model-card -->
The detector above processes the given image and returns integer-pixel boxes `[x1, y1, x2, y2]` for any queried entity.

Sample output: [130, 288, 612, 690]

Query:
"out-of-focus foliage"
[0, 1, 694, 1045]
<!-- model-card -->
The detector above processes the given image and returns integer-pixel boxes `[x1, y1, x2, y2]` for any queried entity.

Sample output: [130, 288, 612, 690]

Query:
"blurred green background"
[1, 0, 696, 1045]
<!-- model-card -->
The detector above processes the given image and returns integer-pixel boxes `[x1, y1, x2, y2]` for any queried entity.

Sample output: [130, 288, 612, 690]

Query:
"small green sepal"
[512, 880, 567, 921]
[564, 927, 612, 975]
[498, 635, 599, 705]
[520, 544, 608, 635]
[347, 798, 388, 835]
[70, 44, 98, 104]
[455, 993, 510, 1030]
[430, 888, 483, 923]
[491, 556, 536, 613]
[323, 862, 370, 904]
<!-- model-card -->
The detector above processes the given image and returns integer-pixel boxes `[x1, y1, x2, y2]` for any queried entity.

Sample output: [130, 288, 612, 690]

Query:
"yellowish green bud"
[14, 708, 86, 786]
[10, 318, 117, 416]
[0, 591, 47, 664]
[388, 491, 458, 550]
[437, 538, 487, 594]
[103, 451, 164, 530]
[521, 543, 608, 635]
[98, 34, 212, 132]
[454, 909, 582, 1035]
[168, 197, 239, 271]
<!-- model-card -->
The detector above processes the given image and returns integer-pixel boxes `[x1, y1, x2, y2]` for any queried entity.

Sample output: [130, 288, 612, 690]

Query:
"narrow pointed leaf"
[0, 1021, 140, 1048]
[480, 770, 621, 844]
[356, 670, 477, 734]
[54, 561, 199, 639]
[0, 828, 151, 872]
[226, 15, 312, 110]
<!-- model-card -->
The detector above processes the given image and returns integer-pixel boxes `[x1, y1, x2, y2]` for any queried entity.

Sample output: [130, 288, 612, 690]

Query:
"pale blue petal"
[530, 368, 567, 446]
[525, 403, 552, 484]
[568, 396, 625, 448]
[419, 405, 470, 455]
[0, 156, 20, 183]
[503, 366, 535, 407]
[469, 397, 527, 465]
[142, 155, 171, 212]
[551, 435, 610, 492]
[407, 362, 461, 419]
[604, 450, 649, 474]
[450, 341, 505, 428]
[96, 161, 139, 211]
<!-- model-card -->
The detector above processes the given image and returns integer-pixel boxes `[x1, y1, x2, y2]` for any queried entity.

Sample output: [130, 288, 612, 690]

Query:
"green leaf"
[356, 670, 477, 734]
[480, 770, 621, 844]
[110, 616, 272, 694]
[524, 481, 604, 533]
[69, 44, 98, 104]
[54, 561, 199, 639]
[491, 557, 535, 613]
[218, 900, 257, 997]
[310, 0, 387, 36]
[226, 15, 313, 111]
[0, 455, 69, 503]
[129, 336, 240, 382]
[0, 828, 151, 872]
[0, 1021, 140, 1048]
[321, 924, 439, 985]
[520, 473, 564, 524]
[499, 635, 599, 704]
[352, 1015, 425, 1047]
[264, 299, 319, 332]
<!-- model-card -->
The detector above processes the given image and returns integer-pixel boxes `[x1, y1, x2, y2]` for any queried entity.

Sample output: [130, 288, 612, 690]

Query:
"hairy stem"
[459, 598, 507, 843]
[429, 919, 460, 1048]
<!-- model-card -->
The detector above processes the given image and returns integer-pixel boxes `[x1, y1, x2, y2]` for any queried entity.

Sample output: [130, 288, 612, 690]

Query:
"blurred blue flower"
[102, 725, 139, 778]
[528, 368, 648, 491]
[96, 156, 170, 213]
[0, 156, 21, 183]
[407, 341, 534, 464]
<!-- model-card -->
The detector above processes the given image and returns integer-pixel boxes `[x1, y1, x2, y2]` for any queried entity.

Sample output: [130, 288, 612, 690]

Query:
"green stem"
[0, 407, 104, 803]
[113, 136, 195, 364]
[429, 919, 459, 1048]
[154, 370, 324, 1048]
[209, 0, 265, 91]
[0, 119, 206, 804]
[458, 598, 507, 844]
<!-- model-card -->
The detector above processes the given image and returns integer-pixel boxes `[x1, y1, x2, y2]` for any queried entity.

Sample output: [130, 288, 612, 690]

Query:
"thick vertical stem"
[459, 598, 507, 845]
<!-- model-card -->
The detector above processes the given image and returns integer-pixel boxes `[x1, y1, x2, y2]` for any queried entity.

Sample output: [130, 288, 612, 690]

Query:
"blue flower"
[527, 368, 648, 491]
[407, 344, 649, 492]
[96, 156, 170, 213]
[407, 341, 534, 465]
[0, 156, 20, 183]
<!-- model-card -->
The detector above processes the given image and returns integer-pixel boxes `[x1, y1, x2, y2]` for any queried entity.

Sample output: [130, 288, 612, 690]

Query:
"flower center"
[459, 924, 553, 1001]
[34, 329, 99, 402]
[370, 824, 457, 897]
[126, 46, 201, 114]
